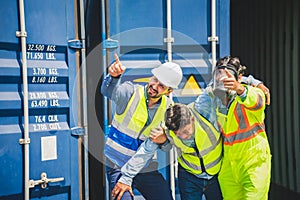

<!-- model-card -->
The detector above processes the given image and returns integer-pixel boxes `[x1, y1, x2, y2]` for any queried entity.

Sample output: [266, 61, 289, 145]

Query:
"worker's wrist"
[159, 139, 170, 148]
[237, 86, 247, 101]
[111, 74, 121, 78]
[118, 175, 133, 186]
[236, 83, 245, 95]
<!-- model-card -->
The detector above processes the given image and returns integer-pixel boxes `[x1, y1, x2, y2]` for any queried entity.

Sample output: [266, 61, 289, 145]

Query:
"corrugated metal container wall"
[230, 0, 300, 196]
[0, 0, 84, 199]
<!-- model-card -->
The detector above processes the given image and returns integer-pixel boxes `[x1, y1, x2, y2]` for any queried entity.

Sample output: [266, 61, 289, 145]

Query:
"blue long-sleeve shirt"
[101, 74, 134, 115]
[101, 74, 171, 168]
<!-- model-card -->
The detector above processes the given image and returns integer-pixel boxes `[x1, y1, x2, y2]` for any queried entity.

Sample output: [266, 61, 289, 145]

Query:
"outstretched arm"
[257, 83, 270, 105]
[223, 69, 265, 110]
[108, 53, 126, 77]
[101, 53, 127, 99]
[242, 75, 270, 105]
[112, 138, 160, 200]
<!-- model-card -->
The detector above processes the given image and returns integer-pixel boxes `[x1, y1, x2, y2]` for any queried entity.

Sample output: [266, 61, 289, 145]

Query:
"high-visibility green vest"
[167, 104, 223, 176]
[216, 85, 269, 155]
[112, 85, 173, 140]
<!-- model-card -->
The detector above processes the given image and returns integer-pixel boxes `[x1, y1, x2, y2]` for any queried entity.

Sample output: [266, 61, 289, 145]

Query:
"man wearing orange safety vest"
[210, 56, 272, 200]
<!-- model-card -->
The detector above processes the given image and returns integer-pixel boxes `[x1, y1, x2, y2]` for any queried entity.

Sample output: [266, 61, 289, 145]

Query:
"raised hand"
[257, 83, 271, 105]
[223, 68, 245, 95]
[108, 53, 126, 77]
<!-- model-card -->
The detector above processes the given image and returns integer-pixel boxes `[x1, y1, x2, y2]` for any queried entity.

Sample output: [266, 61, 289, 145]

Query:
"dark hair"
[165, 103, 192, 131]
[216, 55, 246, 78]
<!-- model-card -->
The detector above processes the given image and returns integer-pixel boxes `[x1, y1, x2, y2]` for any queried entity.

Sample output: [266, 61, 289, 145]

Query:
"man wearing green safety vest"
[101, 53, 183, 200]
[210, 56, 272, 200]
[112, 103, 224, 200]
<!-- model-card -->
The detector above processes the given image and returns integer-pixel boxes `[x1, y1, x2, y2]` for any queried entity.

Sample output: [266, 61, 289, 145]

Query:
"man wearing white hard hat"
[101, 53, 182, 200]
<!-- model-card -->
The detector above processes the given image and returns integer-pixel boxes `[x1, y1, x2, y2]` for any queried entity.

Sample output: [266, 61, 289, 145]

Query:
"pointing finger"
[114, 53, 120, 64]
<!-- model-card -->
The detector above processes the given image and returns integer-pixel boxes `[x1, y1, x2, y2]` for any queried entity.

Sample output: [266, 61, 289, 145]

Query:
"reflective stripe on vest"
[105, 137, 137, 157]
[167, 106, 223, 175]
[111, 85, 171, 139]
[218, 91, 266, 146]
[111, 85, 144, 138]
[178, 149, 223, 172]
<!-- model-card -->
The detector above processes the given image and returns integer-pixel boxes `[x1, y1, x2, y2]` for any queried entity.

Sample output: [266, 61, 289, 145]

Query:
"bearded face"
[147, 76, 170, 99]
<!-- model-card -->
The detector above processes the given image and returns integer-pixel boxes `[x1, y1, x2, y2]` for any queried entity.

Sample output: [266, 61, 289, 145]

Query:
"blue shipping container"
[0, 0, 83, 199]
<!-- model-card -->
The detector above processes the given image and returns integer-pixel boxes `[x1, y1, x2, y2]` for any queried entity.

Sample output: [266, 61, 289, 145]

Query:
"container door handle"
[29, 172, 64, 189]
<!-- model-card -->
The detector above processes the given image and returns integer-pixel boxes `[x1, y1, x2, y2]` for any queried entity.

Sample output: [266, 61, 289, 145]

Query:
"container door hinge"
[16, 31, 27, 38]
[68, 39, 84, 49]
[104, 39, 119, 49]
[29, 172, 64, 189]
[71, 126, 86, 136]
[164, 37, 174, 43]
[208, 36, 219, 42]
[19, 138, 30, 145]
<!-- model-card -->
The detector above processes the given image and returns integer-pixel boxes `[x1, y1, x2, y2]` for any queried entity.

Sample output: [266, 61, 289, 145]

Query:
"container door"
[103, 2, 173, 194]
[0, 0, 82, 199]
[170, 0, 230, 103]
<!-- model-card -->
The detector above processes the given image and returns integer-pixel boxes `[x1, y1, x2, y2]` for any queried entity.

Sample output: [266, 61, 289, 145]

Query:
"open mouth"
[148, 86, 157, 95]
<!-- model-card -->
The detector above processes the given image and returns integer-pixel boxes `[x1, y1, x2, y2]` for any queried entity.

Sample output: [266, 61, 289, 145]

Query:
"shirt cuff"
[248, 75, 262, 86]
[118, 175, 133, 186]
[159, 139, 172, 151]
[238, 86, 247, 101]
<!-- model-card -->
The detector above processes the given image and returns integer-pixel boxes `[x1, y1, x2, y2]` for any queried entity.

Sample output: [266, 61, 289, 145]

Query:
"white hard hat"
[151, 62, 183, 88]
